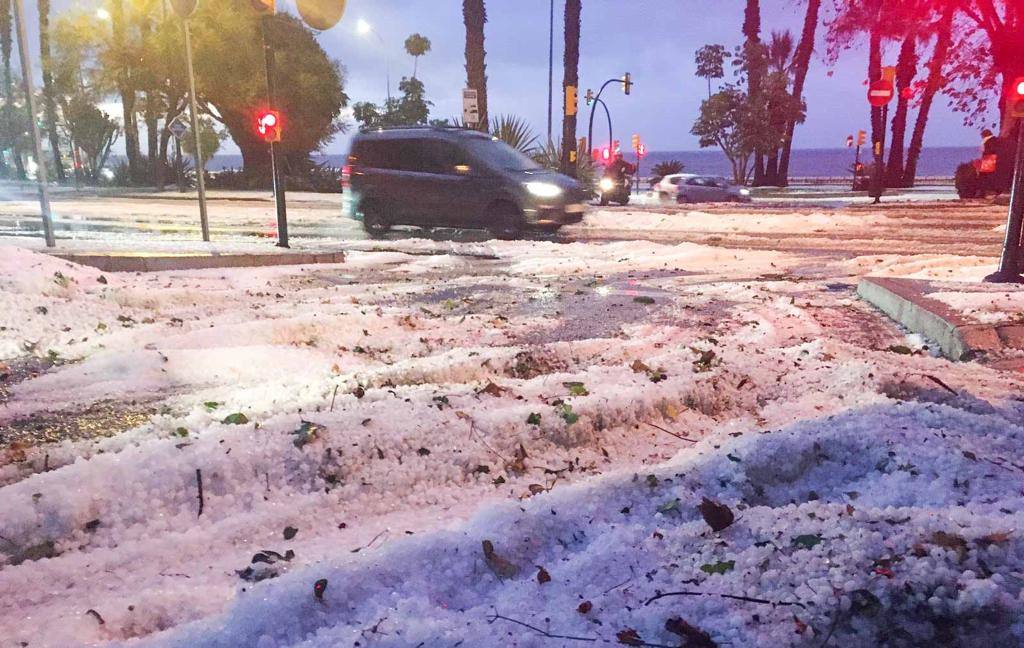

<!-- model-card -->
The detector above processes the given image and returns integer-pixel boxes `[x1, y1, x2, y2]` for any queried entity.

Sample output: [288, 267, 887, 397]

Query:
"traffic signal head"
[631, 134, 640, 150]
[846, 135, 854, 148]
[256, 109, 282, 143]
[601, 147, 610, 161]
[1010, 77, 1024, 118]
[638, 143, 647, 157]
[857, 130, 867, 146]
[623, 72, 632, 95]
[565, 85, 578, 117]
[585, 89, 594, 107]
[251, 0, 275, 14]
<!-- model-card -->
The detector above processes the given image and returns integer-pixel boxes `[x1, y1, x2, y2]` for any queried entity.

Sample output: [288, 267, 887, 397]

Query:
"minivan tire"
[361, 200, 391, 237]
[489, 202, 522, 240]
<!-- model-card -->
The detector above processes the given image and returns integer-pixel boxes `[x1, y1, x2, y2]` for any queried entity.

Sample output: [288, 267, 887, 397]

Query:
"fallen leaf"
[616, 628, 644, 646]
[792, 534, 823, 550]
[482, 540, 520, 578]
[478, 382, 506, 397]
[313, 578, 328, 601]
[665, 617, 717, 647]
[698, 497, 734, 532]
[630, 359, 651, 373]
[526, 412, 542, 425]
[700, 560, 735, 575]
[283, 526, 298, 540]
[536, 566, 551, 584]
[633, 296, 655, 305]
[563, 381, 589, 397]
[577, 601, 592, 614]
[222, 413, 249, 425]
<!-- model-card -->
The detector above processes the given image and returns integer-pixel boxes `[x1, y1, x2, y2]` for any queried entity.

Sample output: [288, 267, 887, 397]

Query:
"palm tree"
[404, 33, 431, 80]
[903, 0, 955, 187]
[39, 0, 66, 181]
[462, 0, 487, 131]
[763, 30, 794, 184]
[777, 0, 821, 187]
[560, 0, 581, 177]
[743, 0, 766, 186]
[884, 33, 917, 187]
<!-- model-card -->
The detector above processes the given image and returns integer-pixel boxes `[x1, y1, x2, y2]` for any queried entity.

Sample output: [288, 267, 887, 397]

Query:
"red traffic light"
[601, 147, 610, 161]
[637, 143, 647, 157]
[256, 110, 282, 143]
[1010, 77, 1024, 118]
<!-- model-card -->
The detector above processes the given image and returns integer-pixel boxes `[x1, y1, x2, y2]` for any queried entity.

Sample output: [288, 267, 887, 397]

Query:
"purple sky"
[39, 0, 989, 155]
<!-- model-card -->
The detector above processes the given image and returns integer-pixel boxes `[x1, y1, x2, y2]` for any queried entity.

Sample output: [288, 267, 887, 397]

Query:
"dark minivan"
[343, 127, 588, 238]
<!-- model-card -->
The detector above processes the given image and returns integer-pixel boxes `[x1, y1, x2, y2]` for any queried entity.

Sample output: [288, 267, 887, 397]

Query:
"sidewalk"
[858, 276, 1024, 366]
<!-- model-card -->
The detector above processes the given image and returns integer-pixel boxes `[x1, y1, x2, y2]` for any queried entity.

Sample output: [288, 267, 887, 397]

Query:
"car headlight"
[739, 188, 751, 196]
[599, 177, 615, 192]
[524, 182, 562, 198]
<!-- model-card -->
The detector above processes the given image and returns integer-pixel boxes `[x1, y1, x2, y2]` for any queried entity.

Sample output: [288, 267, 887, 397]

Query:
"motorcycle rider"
[605, 151, 636, 184]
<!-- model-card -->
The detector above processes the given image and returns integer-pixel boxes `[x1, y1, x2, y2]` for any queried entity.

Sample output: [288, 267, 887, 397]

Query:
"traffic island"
[858, 276, 1024, 363]
[50, 250, 346, 273]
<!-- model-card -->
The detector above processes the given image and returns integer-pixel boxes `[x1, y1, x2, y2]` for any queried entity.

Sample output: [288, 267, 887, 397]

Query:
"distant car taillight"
[341, 164, 352, 188]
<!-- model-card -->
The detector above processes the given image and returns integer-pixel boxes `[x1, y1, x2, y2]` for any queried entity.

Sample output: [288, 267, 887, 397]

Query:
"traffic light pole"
[261, 15, 289, 248]
[587, 78, 626, 162]
[986, 122, 1024, 283]
[589, 98, 613, 160]
[183, 18, 210, 242]
[12, 0, 55, 248]
[870, 104, 889, 205]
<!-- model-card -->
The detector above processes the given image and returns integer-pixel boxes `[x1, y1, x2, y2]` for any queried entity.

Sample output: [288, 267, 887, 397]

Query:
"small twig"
[330, 385, 339, 412]
[85, 609, 105, 625]
[602, 576, 633, 595]
[351, 529, 388, 553]
[645, 589, 806, 609]
[486, 612, 598, 643]
[195, 468, 204, 517]
[644, 421, 697, 443]
[922, 374, 957, 396]
[461, 413, 510, 464]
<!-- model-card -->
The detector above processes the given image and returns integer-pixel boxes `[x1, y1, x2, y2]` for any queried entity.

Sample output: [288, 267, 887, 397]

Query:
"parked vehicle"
[344, 126, 589, 238]
[654, 173, 687, 201]
[675, 175, 752, 203]
[597, 174, 632, 206]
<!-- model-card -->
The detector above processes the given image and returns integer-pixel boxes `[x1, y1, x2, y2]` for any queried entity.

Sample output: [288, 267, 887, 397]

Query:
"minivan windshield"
[463, 137, 542, 172]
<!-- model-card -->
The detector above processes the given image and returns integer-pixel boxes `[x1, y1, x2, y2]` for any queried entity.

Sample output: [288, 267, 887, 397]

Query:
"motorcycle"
[598, 174, 632, 206]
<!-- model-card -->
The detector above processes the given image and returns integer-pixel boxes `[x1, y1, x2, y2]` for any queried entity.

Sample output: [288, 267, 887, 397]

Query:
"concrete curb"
[857, 276, 1022, 361]
[51, 251, 346, 273]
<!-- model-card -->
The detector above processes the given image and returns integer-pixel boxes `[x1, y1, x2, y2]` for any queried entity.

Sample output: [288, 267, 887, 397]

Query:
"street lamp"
[96, 8, 111, 21]
[356, 18, 391, 103]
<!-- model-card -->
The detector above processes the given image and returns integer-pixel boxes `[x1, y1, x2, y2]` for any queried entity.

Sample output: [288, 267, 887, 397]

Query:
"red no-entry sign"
[868, 80, 895, 107]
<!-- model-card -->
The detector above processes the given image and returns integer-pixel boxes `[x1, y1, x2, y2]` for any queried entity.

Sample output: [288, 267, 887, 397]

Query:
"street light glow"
[356, 19, 372, 36]
[96, 8, 111, 21]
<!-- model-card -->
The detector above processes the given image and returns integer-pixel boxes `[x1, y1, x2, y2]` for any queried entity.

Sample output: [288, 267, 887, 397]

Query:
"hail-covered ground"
[1, 229, 1022, 648]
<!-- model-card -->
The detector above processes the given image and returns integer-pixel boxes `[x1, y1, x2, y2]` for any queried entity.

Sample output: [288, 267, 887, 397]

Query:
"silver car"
[676, 175, 752, 204]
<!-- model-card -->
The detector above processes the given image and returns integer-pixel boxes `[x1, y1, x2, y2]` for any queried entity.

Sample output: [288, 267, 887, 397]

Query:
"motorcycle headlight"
[524, 182, 562, 198]
[599, 178, 615, 192]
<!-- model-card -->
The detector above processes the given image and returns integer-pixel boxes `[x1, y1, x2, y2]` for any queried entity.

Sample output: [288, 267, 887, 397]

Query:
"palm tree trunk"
[743, 0, 766, 185]
[38, 0, 65, 181]
[560, 0, 581, 177]
[0, 0, 25, 179]
[462, 0, 488, 132]
[885, 34, 916, 187]
[111, 0, 142, 183]
[868, 6, 883, 163]
[903, 1, 954, 187]
[778, 0, 820, 187]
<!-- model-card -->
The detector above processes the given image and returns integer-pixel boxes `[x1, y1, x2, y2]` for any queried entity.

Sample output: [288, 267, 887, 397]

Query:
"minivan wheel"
[489, 203, 523, 240]
[361, 201, 390, 237]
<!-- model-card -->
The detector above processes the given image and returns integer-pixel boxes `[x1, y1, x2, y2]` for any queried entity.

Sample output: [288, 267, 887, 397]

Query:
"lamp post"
[357, 19, 391, 103]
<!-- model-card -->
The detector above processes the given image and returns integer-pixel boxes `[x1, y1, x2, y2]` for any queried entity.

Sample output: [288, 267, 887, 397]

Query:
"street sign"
[168, 118, 189, 140]
[168, 0, 198, 19]
[462, 88, 479, 126]
[868, 80, 894, 107]
[296, 0, 346, 30]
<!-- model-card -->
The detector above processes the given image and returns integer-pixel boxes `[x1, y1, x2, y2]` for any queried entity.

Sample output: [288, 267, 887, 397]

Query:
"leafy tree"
[38, 0, 65, 181]
[904, 0, 956, 186]
[63, 95, 119, 182]
[0, 0, 25, 179]
[404, 33, 431, 79]
[353, 77, 432, 129]
[695, 44, 730, 99]
[463, 0, 487, 131]
[692, 86, 756, 185]
[777, 0, 821, 187]
[180, 116, 224, 166]
[560, 0, 581, 177]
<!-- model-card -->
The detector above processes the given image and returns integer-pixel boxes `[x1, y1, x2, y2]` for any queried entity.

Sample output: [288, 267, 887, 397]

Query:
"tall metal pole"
[12, 0, 55, 247]
[987, 122, 1024, 283]
[546, 0, 553, 148]
[183, 19, 210, 242]
[261, 15, 288, 248]
[871, 103, 889, 205]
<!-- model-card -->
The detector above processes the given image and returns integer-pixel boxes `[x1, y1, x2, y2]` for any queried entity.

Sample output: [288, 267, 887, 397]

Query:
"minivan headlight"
[525, 182, 562, 198]
[739, 188, 751, 196]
